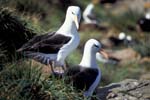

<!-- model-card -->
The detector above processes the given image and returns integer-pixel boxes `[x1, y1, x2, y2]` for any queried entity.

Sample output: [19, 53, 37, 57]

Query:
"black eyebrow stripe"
[94, 44, 99, 48]
[72, 12, 75, 15]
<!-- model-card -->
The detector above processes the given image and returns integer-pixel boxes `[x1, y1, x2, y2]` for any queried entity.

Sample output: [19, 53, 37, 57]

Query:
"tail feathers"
[17, 48, 24, 52]
[22, 51, 57, 65]
[23, 51, 47, 64]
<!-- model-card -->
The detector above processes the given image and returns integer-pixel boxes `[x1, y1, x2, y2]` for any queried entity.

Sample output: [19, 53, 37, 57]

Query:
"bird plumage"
[64, 39, 108, 97]
[17, 6, 81, 67]
[18, 32, 71, 54]
[65, 65, 99, 91]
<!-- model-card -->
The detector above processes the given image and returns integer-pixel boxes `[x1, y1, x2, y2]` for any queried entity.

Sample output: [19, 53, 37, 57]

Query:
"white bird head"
[66, 6, 81, 29]
[118, 32, 126, 40]
[85, 39, 102, 53]
[57, 6, 81, 34]
[85, 39, 108, 58]
[126, 35, 132, 41]
[80, 39, 108, 68]
[145, 13, 150, 19]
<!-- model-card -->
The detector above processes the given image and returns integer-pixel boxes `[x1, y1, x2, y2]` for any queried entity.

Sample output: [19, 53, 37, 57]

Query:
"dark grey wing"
[66, 66, 99, 91]
[18, 32, 71, 54]
[64, 66, 81, 84]
[17, 32, 55, 52]
[65, 66, 81, 76]
[87, 14, 97, 20]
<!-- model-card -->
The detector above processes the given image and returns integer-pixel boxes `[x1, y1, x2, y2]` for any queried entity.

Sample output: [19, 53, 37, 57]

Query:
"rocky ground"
[97, 79, 150, 100]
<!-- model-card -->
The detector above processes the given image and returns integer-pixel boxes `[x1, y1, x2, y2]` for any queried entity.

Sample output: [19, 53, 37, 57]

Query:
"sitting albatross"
[65, 39, 108, 97]
[17, 6, 81, 73]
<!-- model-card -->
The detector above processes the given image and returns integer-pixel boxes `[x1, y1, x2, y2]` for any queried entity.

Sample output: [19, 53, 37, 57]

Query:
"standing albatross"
[65, 39, 108, 97]
[17, 6, 81, 72]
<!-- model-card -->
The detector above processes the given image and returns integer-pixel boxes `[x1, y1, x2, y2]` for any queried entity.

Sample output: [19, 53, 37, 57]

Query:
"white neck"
[79, 49, 97, 68]
[56, 16, 78, 36]
[56, 15, 80, 66]
[83, 3, 95, 24]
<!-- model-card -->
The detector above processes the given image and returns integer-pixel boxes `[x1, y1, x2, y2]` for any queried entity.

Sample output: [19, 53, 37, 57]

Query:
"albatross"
[82, 0, 100, 28]
[65, 39, 108, 97]
[138, 13, 150, 32]
[83, 3, 99, 24]
[17, 6, 81, 72]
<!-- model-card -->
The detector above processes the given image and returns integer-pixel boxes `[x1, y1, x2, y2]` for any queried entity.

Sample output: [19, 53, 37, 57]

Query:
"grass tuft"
[0, 61, 88, 100]
[0, 8, 35, 63]
[133, 34, 150, 57]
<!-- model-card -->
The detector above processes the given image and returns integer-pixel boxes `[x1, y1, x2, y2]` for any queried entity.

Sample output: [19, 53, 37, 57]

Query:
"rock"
[107, 48, 141, 64]
[101, 38, 114, 48]
[140, 57, 150, 64]
[96, 79, 150, 100]
[140, 73, 150, 80]
[97, 48, 141, 65]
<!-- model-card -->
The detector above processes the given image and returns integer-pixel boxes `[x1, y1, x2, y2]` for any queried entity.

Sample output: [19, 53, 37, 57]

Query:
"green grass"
[0, 61, 90, 100]
[133, 34, 150, 57]
[67, 50, 82, 65]
[0, 7, 35, 63]
[0, 0, 80, 33]
[108, 9, 143, 31]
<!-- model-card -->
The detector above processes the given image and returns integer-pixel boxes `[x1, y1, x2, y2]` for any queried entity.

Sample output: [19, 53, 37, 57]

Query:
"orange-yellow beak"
[144, 3, 150, 8]
[74, 15, 79, 29]
[99, 49, 108, 59]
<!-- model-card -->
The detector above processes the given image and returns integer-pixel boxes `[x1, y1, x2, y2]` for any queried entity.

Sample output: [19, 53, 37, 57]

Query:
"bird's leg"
[60, 60, 69, 72]
[50, 61, 55, 74]
[62, 65, 65, 73]
[59, 65, 65, 77]
[65, 60, 69, 68]
[51, 61, 63, 74]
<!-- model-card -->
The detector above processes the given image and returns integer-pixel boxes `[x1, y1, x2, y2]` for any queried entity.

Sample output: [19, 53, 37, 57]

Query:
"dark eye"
[72, 12, 75, 15]
[94, 44, 99, 48]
